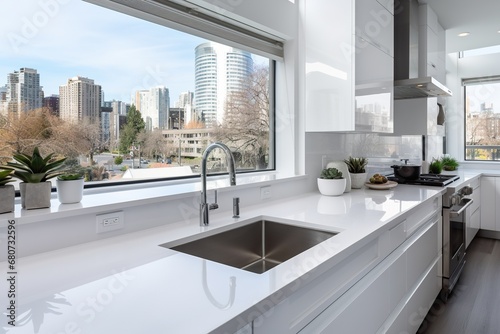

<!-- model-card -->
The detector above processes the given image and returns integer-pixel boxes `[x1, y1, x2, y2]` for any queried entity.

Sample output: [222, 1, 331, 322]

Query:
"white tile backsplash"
[306, 132, 433, 183]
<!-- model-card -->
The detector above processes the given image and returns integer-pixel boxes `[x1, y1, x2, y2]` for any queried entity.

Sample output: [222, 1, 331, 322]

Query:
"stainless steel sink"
[160, 219, 337, 274]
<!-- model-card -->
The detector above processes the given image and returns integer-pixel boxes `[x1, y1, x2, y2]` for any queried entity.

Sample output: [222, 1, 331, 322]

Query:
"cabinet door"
[480, 177, 496, 231]
[305, 0, 355, 132]
[355, 0, 394, 57]
[299, 261, 392, 333]
[355, 36, 394, 132]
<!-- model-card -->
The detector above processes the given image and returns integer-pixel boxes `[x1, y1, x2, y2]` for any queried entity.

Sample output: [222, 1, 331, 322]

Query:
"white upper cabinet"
[418, 4, 445, 82]
[355, 0, 394, 133]
[355, 0, 394, 57]
[305, 0, 394, 133]
[304, 0, 355, 132]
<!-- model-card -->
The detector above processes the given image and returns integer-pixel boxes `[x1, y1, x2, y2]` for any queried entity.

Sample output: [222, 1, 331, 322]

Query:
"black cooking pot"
[391, 164, 421, 180]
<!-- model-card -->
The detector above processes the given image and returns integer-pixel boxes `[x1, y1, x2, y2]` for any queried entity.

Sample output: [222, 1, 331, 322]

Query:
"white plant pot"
[20, 182, 52, 209]
[317, 178, 346, 196]
[57, 178, 84, 204]
[350, 172, 368, 189]
[0, 185, 15, 214]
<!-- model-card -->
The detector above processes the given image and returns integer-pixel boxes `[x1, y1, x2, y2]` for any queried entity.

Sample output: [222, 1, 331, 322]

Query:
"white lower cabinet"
[252, 198, 442, 334]
[480, 176, 499, 232]
[300, 215, 440, 334]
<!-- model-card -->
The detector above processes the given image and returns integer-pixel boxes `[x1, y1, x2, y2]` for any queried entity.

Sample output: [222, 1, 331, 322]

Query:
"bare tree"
[142, 129, 168, 161]
[0, 108, 68, 162]
[214, 65, 270, 169]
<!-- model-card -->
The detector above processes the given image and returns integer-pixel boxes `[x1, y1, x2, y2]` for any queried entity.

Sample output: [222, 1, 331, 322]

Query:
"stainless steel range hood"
[394, 77, 452, 99]
[394, 0, 452, 99]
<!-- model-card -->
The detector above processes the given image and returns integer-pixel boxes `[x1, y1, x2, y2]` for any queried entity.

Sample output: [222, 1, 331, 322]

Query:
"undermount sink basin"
[160, 219, 338, 274]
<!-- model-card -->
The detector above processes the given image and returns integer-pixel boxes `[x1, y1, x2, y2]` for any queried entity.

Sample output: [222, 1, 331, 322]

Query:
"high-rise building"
[131, 86, 170, 131]
[176, 91, 194, 108]
[6, 68, 43, 114]
[101, 100, 129, 150]
[59, 76, 102, 124]
[0, 85, 7, 115]
[194, 42, 253, 125]
[176, 91, 194, 126]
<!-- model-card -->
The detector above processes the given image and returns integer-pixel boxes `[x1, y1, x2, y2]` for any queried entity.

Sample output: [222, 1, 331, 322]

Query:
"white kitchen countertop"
[0, 170, 485, 333]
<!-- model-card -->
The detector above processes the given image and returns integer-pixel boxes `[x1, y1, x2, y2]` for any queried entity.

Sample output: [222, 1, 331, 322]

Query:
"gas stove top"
[387, 174, 460, 187]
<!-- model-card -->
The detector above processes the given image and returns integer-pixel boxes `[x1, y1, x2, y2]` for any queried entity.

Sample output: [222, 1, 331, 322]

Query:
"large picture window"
[0, 0, 276, 189]
[464, 79, 500, 161]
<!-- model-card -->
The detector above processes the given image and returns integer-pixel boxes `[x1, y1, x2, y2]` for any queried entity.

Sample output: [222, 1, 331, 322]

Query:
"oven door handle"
[450, 198, 473, 218]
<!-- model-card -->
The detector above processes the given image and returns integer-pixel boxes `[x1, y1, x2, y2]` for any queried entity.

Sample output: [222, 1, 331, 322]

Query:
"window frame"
[463, 77, 500, 162]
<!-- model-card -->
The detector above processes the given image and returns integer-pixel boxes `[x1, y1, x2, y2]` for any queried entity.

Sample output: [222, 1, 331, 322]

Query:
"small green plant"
[4, 147, 66, 183]
[0, 169, 14, 186]
[114, 155, 124, 165]
[344, 157, 368, 173]
[429, 158, 443, 174]
[120, 165, 128, 172]
[58, 173, 84, 181]
[58, 158, 85, 181]
[320, 167, 343, 179]
[440, 155, 459, 171]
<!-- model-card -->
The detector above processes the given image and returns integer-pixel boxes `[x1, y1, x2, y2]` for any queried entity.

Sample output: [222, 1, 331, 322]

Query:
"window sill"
[2, 172, 305, 226]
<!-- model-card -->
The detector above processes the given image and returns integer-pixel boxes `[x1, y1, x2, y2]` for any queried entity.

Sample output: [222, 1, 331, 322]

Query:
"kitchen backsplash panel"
[306, 132, 426, 180]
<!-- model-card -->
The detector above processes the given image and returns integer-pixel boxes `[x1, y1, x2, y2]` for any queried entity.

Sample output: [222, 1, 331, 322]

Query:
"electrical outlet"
[260, 186, 272, 199]
[96, 211, 124, 233]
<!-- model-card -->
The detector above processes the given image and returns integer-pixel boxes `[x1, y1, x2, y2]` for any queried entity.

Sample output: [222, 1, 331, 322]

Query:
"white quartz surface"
[0, 180, 455, 334]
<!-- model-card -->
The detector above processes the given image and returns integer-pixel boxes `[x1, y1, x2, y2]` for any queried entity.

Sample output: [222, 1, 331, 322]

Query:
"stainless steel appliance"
[440, 185, 473, 301]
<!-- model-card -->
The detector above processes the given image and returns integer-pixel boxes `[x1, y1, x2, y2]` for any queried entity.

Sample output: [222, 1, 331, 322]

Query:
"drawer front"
[406, 216, 439, 289]
[254, 238, 381, 333]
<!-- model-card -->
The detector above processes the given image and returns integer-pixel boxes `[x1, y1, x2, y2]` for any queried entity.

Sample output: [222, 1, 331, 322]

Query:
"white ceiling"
[420, 0, 500, 53]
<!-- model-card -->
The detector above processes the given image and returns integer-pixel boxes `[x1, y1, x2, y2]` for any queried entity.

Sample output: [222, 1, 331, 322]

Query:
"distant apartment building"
[0, 85, 7, 115]
[176, 91, 195, 126]
[101, 103, 113, 146]
[101, 100, 129, 150]
[43, 94, 60, 116]
[194, 42, 253, 125]
[162, 128, 213, 159]
[59, 76, 102, 124]
[168, 107, 184, 129]
[6, 67, 43, 114]
[131, 86, 170, 131]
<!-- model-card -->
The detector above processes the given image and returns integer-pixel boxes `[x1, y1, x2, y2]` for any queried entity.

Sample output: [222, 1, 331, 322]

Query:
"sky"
[0, 0, 206, 105]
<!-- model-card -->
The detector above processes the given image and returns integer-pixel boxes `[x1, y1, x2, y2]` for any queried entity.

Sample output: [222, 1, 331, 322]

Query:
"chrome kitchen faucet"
[200, 142, 236, 226]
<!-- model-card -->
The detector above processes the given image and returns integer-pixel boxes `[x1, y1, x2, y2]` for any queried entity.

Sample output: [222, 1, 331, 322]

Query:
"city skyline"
[0, 0, 204, 106]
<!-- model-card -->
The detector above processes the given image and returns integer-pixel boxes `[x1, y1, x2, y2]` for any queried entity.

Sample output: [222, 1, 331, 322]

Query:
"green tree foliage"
[114, 155, 123, 165]
[119, 105, 146, 154]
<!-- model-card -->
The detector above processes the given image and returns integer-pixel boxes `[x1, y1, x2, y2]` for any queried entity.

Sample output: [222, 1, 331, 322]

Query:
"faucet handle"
[233, 197, 240, 218]
[209, 190, 219, 210]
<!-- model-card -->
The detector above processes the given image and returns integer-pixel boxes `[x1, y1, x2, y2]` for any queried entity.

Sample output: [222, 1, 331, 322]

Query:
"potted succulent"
[0, 169, 15, 214]
[317, 167, 346, 196]
[344, 157, 368, 189]
[4, 147, 66, 209]
[440, 155, 459, 171]
[57, 167, 85, 204]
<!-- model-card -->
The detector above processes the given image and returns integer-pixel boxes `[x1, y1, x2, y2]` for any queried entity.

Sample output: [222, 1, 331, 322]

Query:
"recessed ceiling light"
[458, 32, 470, 37]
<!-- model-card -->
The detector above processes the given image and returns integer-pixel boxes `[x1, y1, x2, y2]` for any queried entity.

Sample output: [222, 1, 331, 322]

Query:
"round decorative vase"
[57, 178, 84, 204]
[317, 178, 346, 196]
[350, 172, 367, 189]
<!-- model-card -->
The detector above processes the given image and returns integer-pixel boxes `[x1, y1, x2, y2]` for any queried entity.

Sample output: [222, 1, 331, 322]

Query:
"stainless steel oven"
[441, 185, 473, 301]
